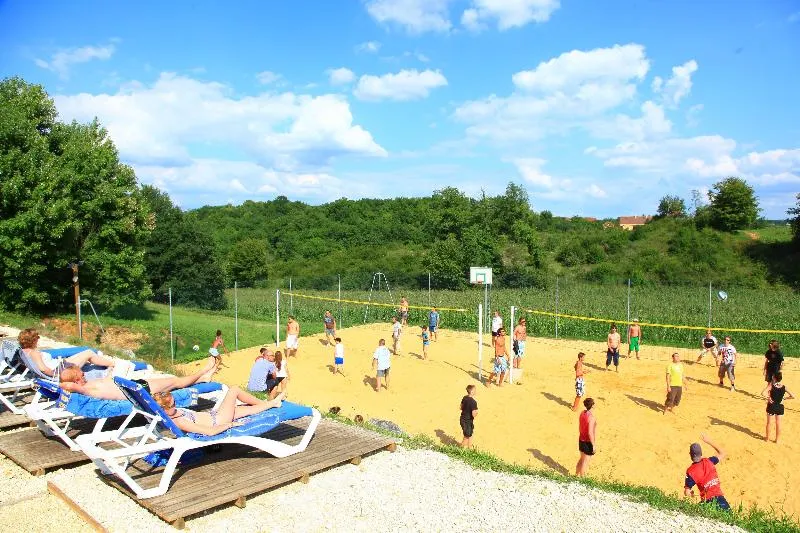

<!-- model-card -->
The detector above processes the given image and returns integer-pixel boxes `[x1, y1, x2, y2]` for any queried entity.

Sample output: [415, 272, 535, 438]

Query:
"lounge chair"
[0, 340, 33, 414]
[25, 378, 227, 451]
[76, 377, 321, 499]
[16, 346, 153, 382]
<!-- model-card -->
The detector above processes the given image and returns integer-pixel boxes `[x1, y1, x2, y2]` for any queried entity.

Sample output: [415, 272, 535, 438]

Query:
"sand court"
[179, 323, 799, 520]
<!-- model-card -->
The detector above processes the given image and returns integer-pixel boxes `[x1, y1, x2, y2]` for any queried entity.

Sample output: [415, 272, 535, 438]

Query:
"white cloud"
[328, 67, 356, 85]
[54, 73, 387, 172]
[455, 44, 651, 143]
[461, 0, 560, 31]
[588, 101, 672, 141]
[365, 0, 452, 33]
[256, 71, 282, 85]
[652, 60, 698, 107]
[588, 184, 608, 198]
[356, 41, 382, 53]
[354, 69, 447, 101]
[514, 158, 555, 188]
[686, 103, 703, 127]
[35, 43, 116, 79]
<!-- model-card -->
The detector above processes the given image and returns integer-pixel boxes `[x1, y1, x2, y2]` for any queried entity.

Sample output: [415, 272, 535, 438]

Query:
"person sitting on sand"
[762, 372, 794, 444]
[59, 357, 218, 401]
[18, 327, 117, 378]
[154, 387, 285, 436]
[576, 397, 596, 476]
[684, 434, 730, 511]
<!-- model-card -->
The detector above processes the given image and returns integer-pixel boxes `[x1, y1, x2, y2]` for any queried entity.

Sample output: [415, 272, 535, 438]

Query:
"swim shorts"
[575, 377, 585, 397]
[286, 335, 299, 349]
[460, 417, 474, 438]
[334, 357, 344, 365]
[629, 337, 640, 352]
[514, 340, 526, 358]
[377, 367, 390, 378]
[578, 440, 595, 455]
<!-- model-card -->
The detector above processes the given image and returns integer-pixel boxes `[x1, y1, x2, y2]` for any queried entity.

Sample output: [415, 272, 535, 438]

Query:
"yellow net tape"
[283, 292, 468, 313]
[524, 309, 800, 335]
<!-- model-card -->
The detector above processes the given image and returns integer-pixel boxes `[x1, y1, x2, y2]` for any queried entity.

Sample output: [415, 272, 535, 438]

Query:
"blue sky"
[1, 0, 798, 217]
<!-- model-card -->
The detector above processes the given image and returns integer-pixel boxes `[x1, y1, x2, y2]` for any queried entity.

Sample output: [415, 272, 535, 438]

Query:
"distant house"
[618, 215, 652, 231]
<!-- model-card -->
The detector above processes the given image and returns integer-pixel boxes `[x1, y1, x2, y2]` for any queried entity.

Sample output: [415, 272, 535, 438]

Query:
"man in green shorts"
[627, 319, 642, 360]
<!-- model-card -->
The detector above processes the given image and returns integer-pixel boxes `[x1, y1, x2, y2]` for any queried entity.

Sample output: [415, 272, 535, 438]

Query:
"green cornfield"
[225, 281, 800, 356]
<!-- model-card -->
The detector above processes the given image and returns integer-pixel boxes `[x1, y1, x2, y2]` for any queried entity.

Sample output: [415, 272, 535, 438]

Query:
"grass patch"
[322, 411, 800, 533]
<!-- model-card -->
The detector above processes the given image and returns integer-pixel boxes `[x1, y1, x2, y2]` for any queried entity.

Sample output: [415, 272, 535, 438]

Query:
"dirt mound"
[41, 317, 146, 351]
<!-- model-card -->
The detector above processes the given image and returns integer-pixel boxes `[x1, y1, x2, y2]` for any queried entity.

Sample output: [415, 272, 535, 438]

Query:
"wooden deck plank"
[0, 392, 34, 429]
[0, 427, 87, 473]
[100, 418, 396, 525]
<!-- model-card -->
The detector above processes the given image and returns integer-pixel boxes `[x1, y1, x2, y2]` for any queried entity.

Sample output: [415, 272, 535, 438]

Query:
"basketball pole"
[478, 303, 483, 383]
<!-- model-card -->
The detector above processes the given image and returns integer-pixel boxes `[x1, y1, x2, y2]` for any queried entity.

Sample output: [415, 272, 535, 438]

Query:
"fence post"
[289, 277, 293, 316]
[234, 281, 239, 351]
[626, 278, 631, 340]
[428, 272, 431, 307]
[478, 303, 483, 383]
[169, 287, 174, 365]
[276, 289, 281, 348]
[555, 276, 560, 339]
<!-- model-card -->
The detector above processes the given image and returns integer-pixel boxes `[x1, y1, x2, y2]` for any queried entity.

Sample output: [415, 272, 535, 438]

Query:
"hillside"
[189, 186, 799, 290]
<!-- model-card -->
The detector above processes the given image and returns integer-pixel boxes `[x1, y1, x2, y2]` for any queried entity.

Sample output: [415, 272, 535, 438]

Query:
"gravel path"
[39, 446, 744, 532]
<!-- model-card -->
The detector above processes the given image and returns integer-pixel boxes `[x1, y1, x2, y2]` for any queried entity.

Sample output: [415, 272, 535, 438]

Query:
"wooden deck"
[100, 417, 397, 528]
[0, 424, 90, 475]
[0, 392, 34, 430]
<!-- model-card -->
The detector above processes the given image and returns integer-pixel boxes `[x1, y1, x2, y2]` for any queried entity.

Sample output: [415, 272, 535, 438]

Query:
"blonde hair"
[153, 391, 175, 410]
[18, 328, 40, 349]
[59, 366, 83, 384]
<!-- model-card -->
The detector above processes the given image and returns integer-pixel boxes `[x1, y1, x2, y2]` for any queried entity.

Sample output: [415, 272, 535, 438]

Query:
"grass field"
[226, 283, 800, 356]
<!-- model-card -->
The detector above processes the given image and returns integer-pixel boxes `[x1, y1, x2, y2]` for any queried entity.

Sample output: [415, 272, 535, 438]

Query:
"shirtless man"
[606, 324, 621, 372]
[627, 319, 642, 360]
[18, 327, 117, 378]
[512, 317, 527, 370]
[286, 316, 300, 357]
[59, 357, 218, 401]
[572, 352, 590, 411]
[398, 297, 409, 326]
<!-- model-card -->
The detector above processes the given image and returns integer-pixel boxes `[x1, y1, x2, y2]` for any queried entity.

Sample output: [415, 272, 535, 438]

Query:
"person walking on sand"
[372, 339, 392, 393]
[399, 297, 409, 326]
[391, 316, 402, 355]
[428, 307, 441, 342]
[512, 317, 527, 370]
[684, 434, 731, 511]
[333, 337, 345, 375]
[421, 325, 430, 360]
[627, 319, 642, 360]
[665, 352, 686, 415]
[486, 327, 509, 386]
[764, 340, 784, 384]
[697, 329, 719, 366]
[606, 324, 621, 372]
[762, 372, 794, 443]
[718, 336, 736, 392]
[286, 316, 300, 357]
[323, 310, 337, 347]
[572, 352, 590, 411]
[460, 384, 478, 448]
[576, 397, 596, 476]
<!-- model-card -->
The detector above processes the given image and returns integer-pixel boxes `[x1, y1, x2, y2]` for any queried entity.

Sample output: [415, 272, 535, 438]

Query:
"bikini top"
[170, 407, 196, 423]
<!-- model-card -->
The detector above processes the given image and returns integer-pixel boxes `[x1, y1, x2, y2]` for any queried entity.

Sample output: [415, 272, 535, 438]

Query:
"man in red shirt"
[684, 433, 731, 511]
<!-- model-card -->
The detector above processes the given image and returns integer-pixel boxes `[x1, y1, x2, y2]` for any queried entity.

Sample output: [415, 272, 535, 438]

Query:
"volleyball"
[717, 291, 728, 301]
[192, 344, 200, 352]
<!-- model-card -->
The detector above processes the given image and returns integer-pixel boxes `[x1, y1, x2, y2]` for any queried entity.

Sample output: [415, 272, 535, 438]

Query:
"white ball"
[192, 345, 200, 352]
[717, 291, 728, 301]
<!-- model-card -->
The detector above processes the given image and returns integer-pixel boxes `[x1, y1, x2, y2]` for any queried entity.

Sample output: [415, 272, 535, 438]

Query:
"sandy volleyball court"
[179, 323, 799, 519]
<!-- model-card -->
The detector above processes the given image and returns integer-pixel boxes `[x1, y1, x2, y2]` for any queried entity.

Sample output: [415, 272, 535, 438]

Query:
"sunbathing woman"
[154, 386, 285, 436]
[59, 357, 219, 400]
[19, 328, 117, 377]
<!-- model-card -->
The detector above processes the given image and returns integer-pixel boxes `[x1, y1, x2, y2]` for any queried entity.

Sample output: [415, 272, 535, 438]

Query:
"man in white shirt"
[391, 316, 402, 355]
[718, 336, 737, 392]
[491, 311, 503, 338]
[373, 339, 392, 392]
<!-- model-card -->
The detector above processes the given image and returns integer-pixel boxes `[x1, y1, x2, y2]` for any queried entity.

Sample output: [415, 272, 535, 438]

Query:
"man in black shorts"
[460, 384, 478, 448]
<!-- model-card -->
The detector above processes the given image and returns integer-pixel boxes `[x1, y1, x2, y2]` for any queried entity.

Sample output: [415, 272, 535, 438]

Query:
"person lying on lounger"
[154, 386, 285, 436]
[18, 328, 118, 377]
[59, 357, 219, 400]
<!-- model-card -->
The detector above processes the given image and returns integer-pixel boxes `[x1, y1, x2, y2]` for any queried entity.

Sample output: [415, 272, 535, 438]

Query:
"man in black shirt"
[764, 340, 784, 383]
[460, 384, 478, 448]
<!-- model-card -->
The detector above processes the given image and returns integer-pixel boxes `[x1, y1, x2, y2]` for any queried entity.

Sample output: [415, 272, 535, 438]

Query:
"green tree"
[707, 177, 759, 231]
[0, 77, 151, 310]
[140, 185, 226, 309]
[423, 236, 465, 289]
[657, 195, 687, 218]
[789, 193, 800, 247]
[227, 238, 270, 287]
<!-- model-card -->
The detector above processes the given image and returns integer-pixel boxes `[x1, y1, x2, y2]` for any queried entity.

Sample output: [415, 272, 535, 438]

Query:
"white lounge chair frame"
[0, 341, 34, 414]
[76, 383, 321, 499]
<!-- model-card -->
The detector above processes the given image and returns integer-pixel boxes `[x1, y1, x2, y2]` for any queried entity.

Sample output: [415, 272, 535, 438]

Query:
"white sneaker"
[730, 385, 735, 392]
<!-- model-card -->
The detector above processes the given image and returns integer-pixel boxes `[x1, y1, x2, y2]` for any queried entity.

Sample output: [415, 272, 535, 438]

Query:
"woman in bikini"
[154, 386, 284, 436]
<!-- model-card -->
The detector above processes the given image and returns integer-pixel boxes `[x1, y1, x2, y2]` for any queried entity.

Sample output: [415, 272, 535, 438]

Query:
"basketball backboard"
[469, 267, 492, 285]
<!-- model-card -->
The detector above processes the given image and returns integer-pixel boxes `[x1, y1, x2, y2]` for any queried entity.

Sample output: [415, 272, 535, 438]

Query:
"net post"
[555, 276, 560, 339]
[234, 281, 239, 351]
[478, 303, 483, 383]
[708, 281, 712, 328]
[276, 288, 281, 348]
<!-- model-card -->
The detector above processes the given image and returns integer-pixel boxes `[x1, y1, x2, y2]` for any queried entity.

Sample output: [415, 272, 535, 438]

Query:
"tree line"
[2, 76, 799, 313]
